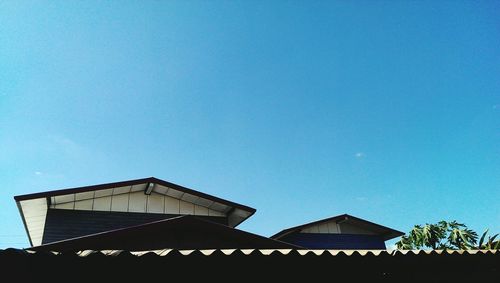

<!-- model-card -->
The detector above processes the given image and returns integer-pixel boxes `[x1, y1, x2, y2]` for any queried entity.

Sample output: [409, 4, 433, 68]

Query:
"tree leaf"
[478, 229, 488, 249]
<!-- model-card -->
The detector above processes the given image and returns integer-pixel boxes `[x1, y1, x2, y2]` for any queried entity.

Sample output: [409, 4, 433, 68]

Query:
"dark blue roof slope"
[29, 215, 299, 252]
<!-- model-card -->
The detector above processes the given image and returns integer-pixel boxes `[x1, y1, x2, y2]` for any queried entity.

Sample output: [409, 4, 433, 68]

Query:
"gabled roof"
[271, 214, 404, 241]
[14, 177, 256, 247]
[28, 215, 298, 252]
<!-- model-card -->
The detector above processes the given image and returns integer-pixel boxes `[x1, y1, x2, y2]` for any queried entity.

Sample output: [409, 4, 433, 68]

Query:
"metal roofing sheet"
[2, 248, 498, 282]
[3, 248, 497, 257]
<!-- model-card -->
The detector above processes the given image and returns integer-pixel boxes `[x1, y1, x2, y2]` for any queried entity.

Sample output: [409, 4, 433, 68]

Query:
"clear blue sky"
[1, 1, 498, 249]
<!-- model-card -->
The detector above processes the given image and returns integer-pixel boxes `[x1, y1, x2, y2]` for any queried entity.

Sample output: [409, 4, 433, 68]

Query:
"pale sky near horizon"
[1, 1, 499, 248]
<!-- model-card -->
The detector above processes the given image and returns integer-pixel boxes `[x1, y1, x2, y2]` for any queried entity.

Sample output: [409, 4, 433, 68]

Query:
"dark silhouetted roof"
[1, 248, 498, 282]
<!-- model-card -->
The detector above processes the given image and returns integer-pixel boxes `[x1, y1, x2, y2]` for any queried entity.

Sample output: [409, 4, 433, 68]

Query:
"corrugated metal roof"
[2, 248, 498, 281]
[3, 248, 498, 257]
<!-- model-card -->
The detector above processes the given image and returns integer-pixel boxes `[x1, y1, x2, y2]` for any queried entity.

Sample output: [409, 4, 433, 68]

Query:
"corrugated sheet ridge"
[1, 248, 498, 257]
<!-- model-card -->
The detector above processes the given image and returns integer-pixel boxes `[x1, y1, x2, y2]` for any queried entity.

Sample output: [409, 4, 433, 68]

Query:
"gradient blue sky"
[1, 1, 499, 248]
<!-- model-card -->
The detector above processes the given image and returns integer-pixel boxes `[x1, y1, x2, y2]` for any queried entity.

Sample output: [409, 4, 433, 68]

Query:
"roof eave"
[14, 177, 256, 216]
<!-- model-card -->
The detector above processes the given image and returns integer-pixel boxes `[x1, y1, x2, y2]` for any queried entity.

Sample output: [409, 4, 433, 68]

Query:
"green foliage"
[395, 221, 489, 250]
[478, 229, 500, 250]
[446, 221, 478, 250]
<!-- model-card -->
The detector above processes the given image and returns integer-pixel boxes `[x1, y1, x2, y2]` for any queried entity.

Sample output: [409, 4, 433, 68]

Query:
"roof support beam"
[337, 216, 349, 224]
[145, 183, 155, 195]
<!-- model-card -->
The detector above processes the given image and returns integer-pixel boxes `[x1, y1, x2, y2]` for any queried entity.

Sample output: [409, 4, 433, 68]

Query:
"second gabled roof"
[271, 214, 404, 241]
